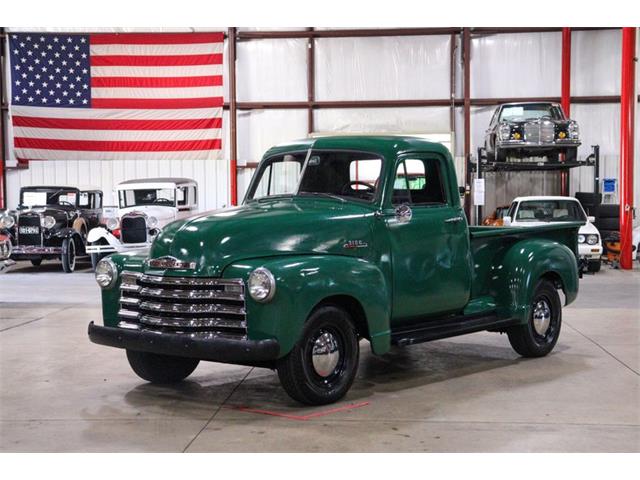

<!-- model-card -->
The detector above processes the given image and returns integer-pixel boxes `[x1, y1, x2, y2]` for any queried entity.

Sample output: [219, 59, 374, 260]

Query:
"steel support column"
[228, 28, 238, 206]
[619, 27, 636, 270]
[462, 28, 471, 220]
[560, 27, 572, 196]
[307, 28, 315, 134]
[0, 27, 6, 210]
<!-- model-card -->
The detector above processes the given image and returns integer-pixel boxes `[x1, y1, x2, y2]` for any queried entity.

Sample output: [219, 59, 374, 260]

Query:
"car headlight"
[40, 215, 56, 229]
[587, 234, 599, 245]
[248, 267, 276, 302]
[95, 258, 118, 289]
[568, 121, 579, 139]
[577, 234, 586, 243]
[106, 217, 119, 231]
[0, 214, 15, 229]
[499, 123, 512, 141]
[147, 216, 158, 229]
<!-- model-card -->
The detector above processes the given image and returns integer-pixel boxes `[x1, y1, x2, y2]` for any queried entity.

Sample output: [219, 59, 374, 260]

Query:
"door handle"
[445, 216, 464, 223]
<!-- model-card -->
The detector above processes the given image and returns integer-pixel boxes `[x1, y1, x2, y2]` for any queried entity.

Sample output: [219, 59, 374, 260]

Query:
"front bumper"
[578, 243, 603, 261]
[12, 245, 62, 255]
[88, 321, 280, 366]
[497, 140, 581, 149]
[85, 242, 149, 254]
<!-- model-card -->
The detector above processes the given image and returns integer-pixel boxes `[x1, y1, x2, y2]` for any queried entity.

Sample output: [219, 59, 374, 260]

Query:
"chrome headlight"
[106, 217, 119, 231]
[586, 234, 599, 245]
[568, 121, 579, 139]
[577, 234, 586, 243]
[147, 216, 158, 229]
[40, 215, 56, 229]
[95, 258, 118, 289]
[499, 122, 512, 141]
[0, 214, 15, 229]
[248, 267, 276, 302]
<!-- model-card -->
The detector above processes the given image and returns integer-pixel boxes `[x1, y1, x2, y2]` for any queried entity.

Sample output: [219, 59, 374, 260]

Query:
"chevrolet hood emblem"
[148, 255, 196, 270]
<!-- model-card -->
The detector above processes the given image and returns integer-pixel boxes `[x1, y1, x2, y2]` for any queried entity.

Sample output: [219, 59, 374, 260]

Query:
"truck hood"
[119, 205, 177, 227]
[147, 197, 376, 276]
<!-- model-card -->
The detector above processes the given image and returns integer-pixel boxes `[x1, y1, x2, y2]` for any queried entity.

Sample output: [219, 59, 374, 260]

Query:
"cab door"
[385, 154, 472, 323]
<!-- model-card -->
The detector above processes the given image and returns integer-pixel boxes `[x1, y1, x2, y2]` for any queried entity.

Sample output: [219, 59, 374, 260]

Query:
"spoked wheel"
[61, 237, 77, 273]
[507, 279, 562, 357]
[277, 305, 359, 405]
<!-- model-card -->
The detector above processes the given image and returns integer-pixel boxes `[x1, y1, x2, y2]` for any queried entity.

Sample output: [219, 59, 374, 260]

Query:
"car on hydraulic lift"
[0, 185, 103, 272]
[484, 102, 581, 164]
[86, 178, 199, 269]
[503, 196, 603, 272]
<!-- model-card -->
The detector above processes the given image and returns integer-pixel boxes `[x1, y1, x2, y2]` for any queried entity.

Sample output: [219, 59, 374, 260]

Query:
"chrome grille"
[540, 120, 554, 143]
[118, 271, 246, 336]
[121, 215, 147, 244]
[524, 122, 539, 143]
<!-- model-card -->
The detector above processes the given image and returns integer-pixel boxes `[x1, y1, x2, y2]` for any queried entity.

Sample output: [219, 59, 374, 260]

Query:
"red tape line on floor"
[226, 401, 370, 421]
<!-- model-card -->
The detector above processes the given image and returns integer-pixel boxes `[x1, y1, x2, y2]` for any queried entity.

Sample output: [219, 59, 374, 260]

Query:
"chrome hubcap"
[311, 331, 340, 377]
[532, 299, 551, 336]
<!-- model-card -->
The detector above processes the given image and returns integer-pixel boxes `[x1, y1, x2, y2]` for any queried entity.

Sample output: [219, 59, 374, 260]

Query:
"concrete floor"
[0, 258, 638, 452]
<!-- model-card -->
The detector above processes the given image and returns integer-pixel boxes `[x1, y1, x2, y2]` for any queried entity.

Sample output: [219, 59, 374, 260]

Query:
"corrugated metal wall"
[4, 28, 639, 223]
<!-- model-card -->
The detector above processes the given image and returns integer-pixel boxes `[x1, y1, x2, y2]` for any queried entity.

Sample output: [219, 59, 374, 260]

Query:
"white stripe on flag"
[90, 43, 224, 56]
[91, 86, 223, 99]
[15, 148, 220, 161]
[91, 65, 223, 77]
[11, 105, 222, 120]
[13, 127, 222, 141]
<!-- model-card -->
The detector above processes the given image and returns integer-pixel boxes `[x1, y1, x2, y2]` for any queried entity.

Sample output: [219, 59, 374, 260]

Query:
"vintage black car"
[0, 186, 103, 272]
[484, 102, 581, 164]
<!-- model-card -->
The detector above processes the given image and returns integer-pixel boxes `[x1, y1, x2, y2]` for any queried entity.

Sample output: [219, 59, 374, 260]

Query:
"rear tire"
[507, 279, 562, 358]
[61, 237, 77, 273]
[126, 350, 200, 384]
[277, 305, 359, 405]
[565, 147, 577, 163]
[30, 259, 42, 267]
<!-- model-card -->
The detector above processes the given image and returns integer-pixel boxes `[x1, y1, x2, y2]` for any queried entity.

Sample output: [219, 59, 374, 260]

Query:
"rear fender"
[223, 255, 392, 357]
[493, 239, 579, 323]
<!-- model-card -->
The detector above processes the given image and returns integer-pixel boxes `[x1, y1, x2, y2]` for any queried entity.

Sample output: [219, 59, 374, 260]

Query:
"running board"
[390, 312, 517, 347]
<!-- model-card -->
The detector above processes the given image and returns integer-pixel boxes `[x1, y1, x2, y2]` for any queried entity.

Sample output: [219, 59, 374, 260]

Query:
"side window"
[177, 187, 187, 206]
[95, 193, 102, 209]
[190, 187, 197, 207]
[392, 158, 447, 206]
[78, 192, 90, 207]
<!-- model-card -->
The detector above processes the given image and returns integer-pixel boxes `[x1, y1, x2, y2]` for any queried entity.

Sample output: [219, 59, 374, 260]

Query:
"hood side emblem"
[343, 240, 368, 249]
[148, 256, 196, 270]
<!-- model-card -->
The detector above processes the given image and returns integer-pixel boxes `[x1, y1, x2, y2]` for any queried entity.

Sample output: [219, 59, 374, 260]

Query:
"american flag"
[8, 32, 224, 163]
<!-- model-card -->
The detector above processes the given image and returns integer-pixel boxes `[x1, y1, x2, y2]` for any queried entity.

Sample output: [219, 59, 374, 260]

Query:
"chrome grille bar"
[118, 271, 246, 336]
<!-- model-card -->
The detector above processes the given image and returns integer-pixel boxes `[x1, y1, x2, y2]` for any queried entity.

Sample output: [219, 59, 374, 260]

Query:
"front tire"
[277, 305, 360, 405]
[587, 260, 601, 273]
[507, 279, 562, 358]
[30, 259, 42, 267]
[126, 350, 200, 384]
[61, 237, 77, 273]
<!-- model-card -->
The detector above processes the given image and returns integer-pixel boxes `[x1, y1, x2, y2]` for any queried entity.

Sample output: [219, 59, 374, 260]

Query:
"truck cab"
[89, 136, 580, 405]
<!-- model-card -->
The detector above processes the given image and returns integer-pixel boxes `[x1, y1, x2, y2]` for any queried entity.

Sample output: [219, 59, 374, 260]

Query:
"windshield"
[499, 104, 562, 122]
[20, 188, 78, 208]
[118, 188, 176, 208]
[516, 200, 586, 222]
[247, 150, 383, 203]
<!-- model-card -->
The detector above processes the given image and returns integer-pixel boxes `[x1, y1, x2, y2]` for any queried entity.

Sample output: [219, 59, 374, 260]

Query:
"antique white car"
[503, 196, 603, 272]
[86, 178, 198, 268]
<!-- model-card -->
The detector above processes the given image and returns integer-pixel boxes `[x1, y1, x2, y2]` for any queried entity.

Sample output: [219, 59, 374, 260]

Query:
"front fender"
[495, 239, 579, 323]
[87, 227, 121, 248]
[223, 255, 392, 357]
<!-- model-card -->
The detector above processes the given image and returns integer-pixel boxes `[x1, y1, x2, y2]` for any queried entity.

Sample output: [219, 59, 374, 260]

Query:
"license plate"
[19, 226, 40, 235]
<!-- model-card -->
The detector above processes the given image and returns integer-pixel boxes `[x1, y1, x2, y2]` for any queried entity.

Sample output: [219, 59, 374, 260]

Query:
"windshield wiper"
[298, 191, 346, 203]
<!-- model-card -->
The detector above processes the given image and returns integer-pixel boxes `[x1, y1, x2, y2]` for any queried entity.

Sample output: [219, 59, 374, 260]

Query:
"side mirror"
[459, 186, 466, 196]
[503, 216, 512, 227]
[394, 204, 412, 223]
[587, 216, 596, 223]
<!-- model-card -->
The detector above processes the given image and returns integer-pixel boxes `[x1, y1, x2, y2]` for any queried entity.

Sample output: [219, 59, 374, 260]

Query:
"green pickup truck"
[89, 136, 580, 405]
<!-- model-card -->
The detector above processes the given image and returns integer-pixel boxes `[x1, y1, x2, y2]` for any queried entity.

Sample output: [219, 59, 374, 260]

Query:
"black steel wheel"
[126, 350, 200, 384]
[277, 305, 359, 405]
[61, 237, 77, 273]
[507, 279, 562, 358]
